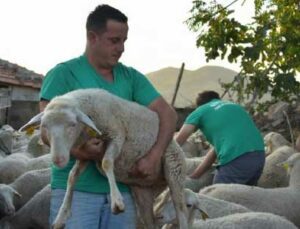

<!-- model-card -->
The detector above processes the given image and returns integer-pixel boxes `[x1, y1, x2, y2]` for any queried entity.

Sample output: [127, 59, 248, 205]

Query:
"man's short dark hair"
[86, 4, 128, 32]
[196, 90, 220, 106]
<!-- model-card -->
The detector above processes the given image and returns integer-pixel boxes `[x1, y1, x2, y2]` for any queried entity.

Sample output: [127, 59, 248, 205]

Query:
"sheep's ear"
[185, 190, 209, 220]
[200, 210, 209, 220]
[153, 188, 171, 213]
[76, 109, 102, 137]
[277, 160, 289, 170]
[13, 190, 22, 198]
[18, 112, 44, 136]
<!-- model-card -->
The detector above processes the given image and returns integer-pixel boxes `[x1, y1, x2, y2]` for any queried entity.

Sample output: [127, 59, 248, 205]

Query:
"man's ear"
[87, 31, 98, 44]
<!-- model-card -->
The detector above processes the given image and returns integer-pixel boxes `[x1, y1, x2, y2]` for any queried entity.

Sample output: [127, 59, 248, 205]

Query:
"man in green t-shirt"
[175, 90, 265, 185]
[41, 5, 177, 229]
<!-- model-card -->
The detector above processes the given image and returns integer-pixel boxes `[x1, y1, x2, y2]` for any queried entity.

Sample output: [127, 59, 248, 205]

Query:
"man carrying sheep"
[175, 90, 265, 185]
[39, 4, 177, 229]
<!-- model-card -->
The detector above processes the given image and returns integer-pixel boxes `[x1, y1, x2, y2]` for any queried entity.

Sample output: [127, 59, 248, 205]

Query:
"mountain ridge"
[146, 65, 238, 108]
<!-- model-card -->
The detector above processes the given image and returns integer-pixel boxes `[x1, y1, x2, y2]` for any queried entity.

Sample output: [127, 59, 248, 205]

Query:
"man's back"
[186, 99, 264, 165]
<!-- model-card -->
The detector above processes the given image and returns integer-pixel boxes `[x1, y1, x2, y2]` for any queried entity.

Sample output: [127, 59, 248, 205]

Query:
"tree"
[186, 0, 300, 111]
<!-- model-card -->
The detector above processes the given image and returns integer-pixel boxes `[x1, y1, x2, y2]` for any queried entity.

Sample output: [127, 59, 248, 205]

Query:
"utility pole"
[171, 62, 185, 107]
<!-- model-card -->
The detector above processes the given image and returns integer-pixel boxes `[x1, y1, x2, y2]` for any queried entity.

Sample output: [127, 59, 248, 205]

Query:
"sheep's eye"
[69, 122, 76, 127]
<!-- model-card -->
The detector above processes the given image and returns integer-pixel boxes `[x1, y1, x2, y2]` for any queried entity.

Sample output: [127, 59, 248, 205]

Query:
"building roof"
[0, 59, 43, 89]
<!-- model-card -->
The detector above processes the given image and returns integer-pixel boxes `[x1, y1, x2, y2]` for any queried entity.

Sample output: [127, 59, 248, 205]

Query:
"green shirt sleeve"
[40, 64, 75, 100]
[130, 67, 161, 106]
[184, 107, 203, 128]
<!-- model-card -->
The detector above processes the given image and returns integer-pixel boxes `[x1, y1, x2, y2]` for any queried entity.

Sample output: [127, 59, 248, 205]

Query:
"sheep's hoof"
[112, 204, 125, 214]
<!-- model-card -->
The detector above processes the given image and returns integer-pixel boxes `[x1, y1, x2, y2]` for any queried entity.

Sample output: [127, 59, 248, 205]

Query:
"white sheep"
[154, 188, 251, 226]
[181, 131, 210, 158]
[200, 153, 300, 227]
[19, 88, 188, 229]
[0, 168, 50, 218]
[154, 188, 297, 229]
[264, 131, 291, 156]
[26, 131, 50, 157]
[190, 212, 297, 229]
[0, 184, 51, 229]
[0, 157, 30, 184]
[258, 145, 296, 188]
[0, 154, 51, 184]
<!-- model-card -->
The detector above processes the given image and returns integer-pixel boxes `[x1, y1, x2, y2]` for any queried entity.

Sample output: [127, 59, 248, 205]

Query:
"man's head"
[86, 5, 128, 69]
[86, 4, 128, 33]
[196, 90, 220, 106]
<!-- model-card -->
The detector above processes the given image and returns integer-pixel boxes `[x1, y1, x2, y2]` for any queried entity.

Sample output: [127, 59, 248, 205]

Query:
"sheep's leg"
[52, 160, 88, 229]
[163, 145, 188, 229]
[101, 139, 125, 214]
[131, 186, 158, 229]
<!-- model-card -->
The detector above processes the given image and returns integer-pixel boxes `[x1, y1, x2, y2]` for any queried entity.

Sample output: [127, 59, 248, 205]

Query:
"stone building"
[0, 59, 42, 129]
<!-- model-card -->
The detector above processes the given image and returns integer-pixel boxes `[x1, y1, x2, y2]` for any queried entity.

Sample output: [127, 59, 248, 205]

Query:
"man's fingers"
[128, 165, 148, 178]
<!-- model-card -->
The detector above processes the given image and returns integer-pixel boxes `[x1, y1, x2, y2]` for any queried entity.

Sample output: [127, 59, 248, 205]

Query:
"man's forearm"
[152, 105, 177, 157]
[148, 99, 178, 160]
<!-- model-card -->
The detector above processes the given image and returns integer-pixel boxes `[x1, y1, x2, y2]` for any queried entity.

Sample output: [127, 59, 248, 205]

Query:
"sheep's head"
[154, 188, 208, 226]
[19, 100, 102, 168]
[264, 132, 291, 156]
[41, 107, 84, 167]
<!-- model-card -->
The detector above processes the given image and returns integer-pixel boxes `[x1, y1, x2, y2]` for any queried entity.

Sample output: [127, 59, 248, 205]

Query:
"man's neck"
[86, 52, 114, 82]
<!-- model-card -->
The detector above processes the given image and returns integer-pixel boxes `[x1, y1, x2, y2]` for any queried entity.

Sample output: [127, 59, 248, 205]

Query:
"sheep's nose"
[53, 156, 67, 168]
[5, 205, 15, 216]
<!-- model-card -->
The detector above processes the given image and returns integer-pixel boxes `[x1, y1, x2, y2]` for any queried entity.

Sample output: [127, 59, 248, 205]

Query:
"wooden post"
[171, 63, 185, 107]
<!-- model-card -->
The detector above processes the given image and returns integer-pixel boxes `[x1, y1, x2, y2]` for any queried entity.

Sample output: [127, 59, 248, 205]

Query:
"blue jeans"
[213, 151, 265, 185]
[49, 189, 136, 229]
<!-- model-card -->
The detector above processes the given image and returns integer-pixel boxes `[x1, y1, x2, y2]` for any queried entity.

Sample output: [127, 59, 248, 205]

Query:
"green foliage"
[186, 0, 300, 111]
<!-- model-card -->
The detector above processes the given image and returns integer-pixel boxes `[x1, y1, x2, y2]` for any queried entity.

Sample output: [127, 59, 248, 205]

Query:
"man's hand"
[71, 138, 106, 161]
[129, 148, 162, 180]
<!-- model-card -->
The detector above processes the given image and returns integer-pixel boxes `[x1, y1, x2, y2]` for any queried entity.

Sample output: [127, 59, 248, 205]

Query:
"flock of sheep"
[0, 88, 299, 228]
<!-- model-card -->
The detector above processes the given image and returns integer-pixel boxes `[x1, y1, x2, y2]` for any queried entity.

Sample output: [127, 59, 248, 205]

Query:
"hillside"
[146, 65, 238, 108]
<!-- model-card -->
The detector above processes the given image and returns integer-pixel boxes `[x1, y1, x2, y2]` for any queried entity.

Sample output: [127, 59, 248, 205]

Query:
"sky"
[0, 0, 254, 75]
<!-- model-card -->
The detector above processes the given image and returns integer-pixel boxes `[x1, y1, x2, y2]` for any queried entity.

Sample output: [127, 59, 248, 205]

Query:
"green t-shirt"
[40, 55, 160, 193]
[185, 99, 264, 165]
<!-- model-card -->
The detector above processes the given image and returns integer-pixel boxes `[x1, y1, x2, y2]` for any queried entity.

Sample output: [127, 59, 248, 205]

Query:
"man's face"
[90, 19, 128, 68]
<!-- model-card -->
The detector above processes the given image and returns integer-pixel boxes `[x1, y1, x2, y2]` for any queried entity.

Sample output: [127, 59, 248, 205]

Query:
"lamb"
[19, 88, 188, 229]
[154, 188, 297, 229]
[258, 145, 296, 188]
[200, 153, 300, 227]
[0, 184, 51, 229]
[0, 168, 50, 218]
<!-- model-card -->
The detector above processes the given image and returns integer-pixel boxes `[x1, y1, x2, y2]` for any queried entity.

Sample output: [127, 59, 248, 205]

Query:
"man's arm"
[175, 123, 216, 179]
[39, 100, 105, 161]
[129, 96, 177, 179]
[174, 124, 196, 146]
[39, 99, 49, 112]
[189, 148, 216, 179]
